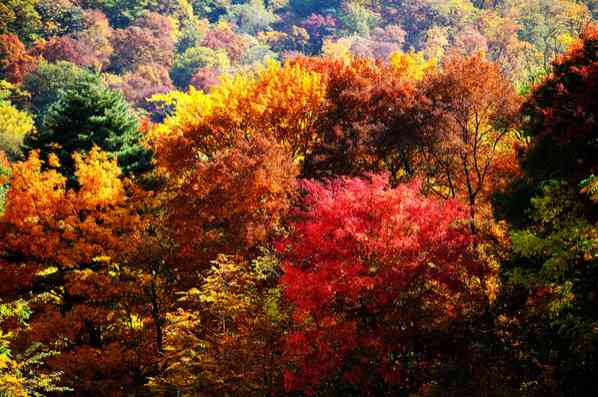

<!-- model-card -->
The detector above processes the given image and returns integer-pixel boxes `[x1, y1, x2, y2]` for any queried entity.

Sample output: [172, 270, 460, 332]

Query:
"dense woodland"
[0, 0, 597, 396]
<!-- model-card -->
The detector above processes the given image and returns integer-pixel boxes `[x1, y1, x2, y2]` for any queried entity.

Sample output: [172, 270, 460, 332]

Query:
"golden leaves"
[1, 147, 139, 269]
[73, 147, 124, 208]
[150, 60, 327, 173]
[389, 50, 436, 81]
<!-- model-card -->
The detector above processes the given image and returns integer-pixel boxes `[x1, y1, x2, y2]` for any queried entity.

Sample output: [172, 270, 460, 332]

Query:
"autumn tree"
[0, 34, 40, 83]
[200, 22, 250, 62]
[291, 56, 425, 180]
[0, 0, 41, 43]
[299, 13, 337, 54]
[153, 253, 289, 396]
[0, 148, 155, 396]
[493, 24, 598, 396]
[170, 46, 230, 88]
[109, 14, 175, 73]
[152, 60, 327, 168]
[148, 86, 300, 394]
[520, 24, 598, 185]
[279, 174, 493, 395]
[37, 36, 99, 70]
[513, 0, 591, 75]
[154, 132, 298, 273]
[37, 9, 114, 72]
[35, 0, 85, 38]
[110, 63, 174, 110]
[415, 53, 521, 230]
[0, 300, 69, 396]
[190, 66, 220, 91]
[0, 82, 34, 159]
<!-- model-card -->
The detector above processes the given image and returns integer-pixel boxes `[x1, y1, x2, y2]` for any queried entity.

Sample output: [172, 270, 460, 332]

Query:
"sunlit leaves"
[1, 148, 138, 268]
[152, 60, 326, 170]
[389, 49, 435, 81]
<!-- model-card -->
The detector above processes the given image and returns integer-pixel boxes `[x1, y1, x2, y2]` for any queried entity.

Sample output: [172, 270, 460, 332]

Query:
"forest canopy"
[0, 1, 597, 396]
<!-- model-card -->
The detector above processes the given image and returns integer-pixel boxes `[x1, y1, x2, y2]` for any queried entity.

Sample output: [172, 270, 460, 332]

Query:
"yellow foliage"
[389, 50, 436, 81]
[0, 101, 34, 159]
[151, 60, 327, 173]
[73, 147, 124, 208]
[155, 253, 286, 395]
[321, 37, 354, 64]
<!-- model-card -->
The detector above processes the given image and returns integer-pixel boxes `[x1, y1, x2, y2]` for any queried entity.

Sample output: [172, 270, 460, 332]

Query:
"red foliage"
[201, 24, 249, 62]
[291, 56, 422, 179]
[519, 24, 598, 185]
[133, 11, 175, 37]
[37, 36, 94, 68]
[33, 10, 114, 71]
[110, 18, 175, 72]
[111, 63, 173, 108]
[190, 67, 220, 91]
[278, 174, 490, 393]
[525, 24, 598, 145]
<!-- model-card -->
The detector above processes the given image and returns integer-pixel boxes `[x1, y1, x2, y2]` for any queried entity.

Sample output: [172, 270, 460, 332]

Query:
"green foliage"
[176, 21, 206, 53]
[36, 0, 86, 38]
[288, 0, 340, 17]
[513, 0, 589, 71]
[338, 1, 382, 37]
[24, 79, 152, 179]
[170, 45, 229, 88]
[225, 0, 277, 35]
[506, 179, 598, 395]
[241, 43, 276, 65]
[22, 61, 101, 127]
[0, 0, 41, 42]
[79, 0, 149, 27]
[191, 0, 230, 21]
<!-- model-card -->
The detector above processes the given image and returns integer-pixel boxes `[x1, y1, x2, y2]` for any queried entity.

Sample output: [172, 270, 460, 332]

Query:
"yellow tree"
[153, 253, 288, 396]
[150, 60, 327, 170]
[147, 61, 311, 395]
[389, 50, 436, 81]
[0, 80, 33, 160]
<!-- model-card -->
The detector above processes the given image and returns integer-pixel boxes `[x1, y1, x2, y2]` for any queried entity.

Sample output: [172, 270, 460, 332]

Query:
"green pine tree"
[24, 79, 153, 180]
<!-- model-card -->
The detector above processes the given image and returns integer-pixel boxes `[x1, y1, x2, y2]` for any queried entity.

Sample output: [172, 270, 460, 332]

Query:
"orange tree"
[147, 62, 304, 394]
[0, 148, 156, 396]
[415, 53, 522, 231]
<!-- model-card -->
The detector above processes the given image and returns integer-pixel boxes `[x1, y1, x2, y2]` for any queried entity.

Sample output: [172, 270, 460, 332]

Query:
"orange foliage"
[0, 148, 151, 395]
[152, 61, 327, 172]
[163, 134, 297, 271]
[1, 149, 137, 268]
[417, 53, 521, 226]
[0, 34, 40, 83]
